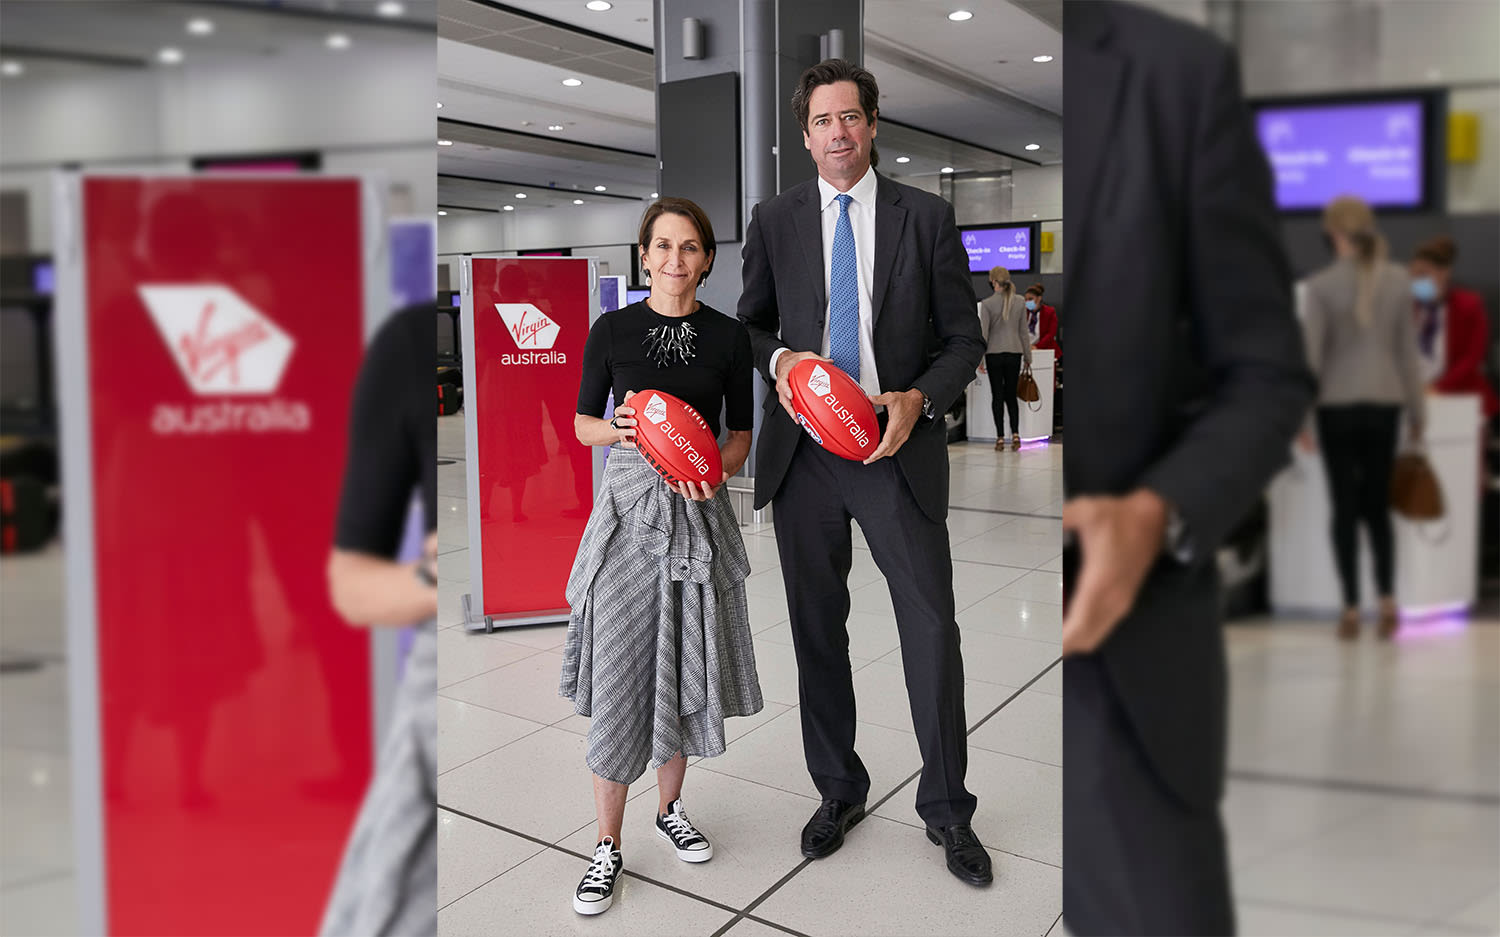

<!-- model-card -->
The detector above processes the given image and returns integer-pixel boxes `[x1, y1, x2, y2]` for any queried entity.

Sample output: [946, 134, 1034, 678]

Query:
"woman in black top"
[319, 302, 438, 937]
[560, 198, 763, 916]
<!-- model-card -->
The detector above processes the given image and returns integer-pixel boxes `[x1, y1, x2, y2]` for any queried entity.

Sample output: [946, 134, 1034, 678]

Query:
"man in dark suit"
[736, 59, 990, 886]
[1060, 3, 1316, 934]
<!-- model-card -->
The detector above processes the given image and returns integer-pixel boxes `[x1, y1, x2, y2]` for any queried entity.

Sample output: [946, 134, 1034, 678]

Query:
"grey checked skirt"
[559, 445, 763, 785]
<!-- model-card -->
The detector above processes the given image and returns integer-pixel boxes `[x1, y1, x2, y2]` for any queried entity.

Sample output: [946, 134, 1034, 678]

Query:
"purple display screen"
[33, 261, 54, 295]
[1255, 99, 1426, 210]
[626, 288, 650, 304]
[960, 225, 1032, 274]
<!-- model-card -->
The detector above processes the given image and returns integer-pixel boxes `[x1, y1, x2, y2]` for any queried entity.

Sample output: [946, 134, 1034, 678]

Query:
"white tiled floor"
[435, 414, 1065, 937]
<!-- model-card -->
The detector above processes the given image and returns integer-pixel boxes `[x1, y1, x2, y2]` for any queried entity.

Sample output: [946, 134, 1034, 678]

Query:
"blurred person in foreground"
[320, 301, 438, 936]
[1061, 3, 1314, 934]
[1409, 235, 1498, 420]
[978, 266, 1031, 451]
[1299, 197, 1425, 641]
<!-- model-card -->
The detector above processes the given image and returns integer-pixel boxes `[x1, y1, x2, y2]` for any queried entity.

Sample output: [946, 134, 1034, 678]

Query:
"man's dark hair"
[791, 58, 881, 168]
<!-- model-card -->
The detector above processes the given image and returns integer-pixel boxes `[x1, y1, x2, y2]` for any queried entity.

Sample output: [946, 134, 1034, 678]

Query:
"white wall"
[0, 39, 435, 252]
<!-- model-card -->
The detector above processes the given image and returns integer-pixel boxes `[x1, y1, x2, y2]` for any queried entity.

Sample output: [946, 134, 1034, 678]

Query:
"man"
[737, 59, 990, 886]
[1060, 3, 1315, 934]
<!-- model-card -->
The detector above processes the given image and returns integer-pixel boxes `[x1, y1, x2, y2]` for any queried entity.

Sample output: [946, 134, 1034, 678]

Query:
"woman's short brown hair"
[1413, 234, 1457, 268]
[638, 197, 717, 286]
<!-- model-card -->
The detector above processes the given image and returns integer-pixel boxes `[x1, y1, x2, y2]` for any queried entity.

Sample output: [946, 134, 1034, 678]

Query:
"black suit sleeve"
[726, 321, 755, 431]
[911, 200, 985, 413]
[736, 201, 789, 382]
[1139, 45, 1316, 559]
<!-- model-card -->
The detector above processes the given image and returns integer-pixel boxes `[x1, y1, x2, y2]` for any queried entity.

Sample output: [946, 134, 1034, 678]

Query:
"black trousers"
[773, 438, 976, 827]
[1064, 655, 1235, 936]
[987, 352, 1023, 438]
[1315, 404, 1400, 607]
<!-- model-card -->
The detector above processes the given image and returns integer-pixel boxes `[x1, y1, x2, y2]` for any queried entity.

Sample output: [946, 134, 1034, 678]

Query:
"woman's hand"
[672, 472, 729, 502]
[978, 361, 987, 374]
[612, 391, 639, 448]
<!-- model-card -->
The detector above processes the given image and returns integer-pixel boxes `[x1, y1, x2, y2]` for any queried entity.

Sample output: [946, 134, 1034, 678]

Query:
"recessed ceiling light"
[503, 205, 515, 211]
[548, 124, 564, 132]
[1025, 143, 1041, 151]
[1, 61, 23, 77]
[187, 18, 214, 35]
[895, 156, 911, 164]
[515, 193, 527, 199]
[158, 47, 184, 65]
[327, 33, 351, 50]
[573, 199, 585, 205]
[651, 192, 659, 198]
[586, 0, 613, 10]
[940, 166, 955, 173]
[594, 185, 607, 192]
[436, 101, 443, 109]
[437, 139, 453, 146]
[562, 78, 583, 87]
[948, 10, 973, 21]
[1032, 54, 1054, 63]
[438, 210, 448, 216]
[377, 0, 405, 16]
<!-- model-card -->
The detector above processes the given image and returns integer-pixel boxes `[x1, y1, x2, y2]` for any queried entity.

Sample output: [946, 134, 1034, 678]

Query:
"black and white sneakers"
[655, 799, 713, 862]
[573, 836, 623, 916]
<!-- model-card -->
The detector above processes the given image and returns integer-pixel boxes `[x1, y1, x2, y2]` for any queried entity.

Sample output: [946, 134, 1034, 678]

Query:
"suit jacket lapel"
[1063, 5, 1127, 313]
[792, 183, 826, 314]
[871, 173, 906, 330]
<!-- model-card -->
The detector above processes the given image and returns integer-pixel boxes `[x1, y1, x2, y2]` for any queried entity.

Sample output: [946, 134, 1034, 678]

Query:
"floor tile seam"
[858, 809, 1063, 868]
[0, 868, 73, 892]
[435, 804, 795, 924]
[1417, 880, 1500, 933]
[1224, 769, 1500, 806]
[432, 690, 565, 725]
[1234, 895, 1479, 929]
[436, 719, 554, 779]
[435, 645, 554, 692]
[435, 842, 549, 914]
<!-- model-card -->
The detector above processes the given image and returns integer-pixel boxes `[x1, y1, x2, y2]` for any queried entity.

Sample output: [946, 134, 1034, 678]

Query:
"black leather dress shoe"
[926, 824, 994, 886]
[800, 799, 866, 859]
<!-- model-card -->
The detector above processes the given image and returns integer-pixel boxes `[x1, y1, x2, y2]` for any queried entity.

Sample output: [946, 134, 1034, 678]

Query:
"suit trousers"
[773, 436, 977, 827]
[1063, 654, 1235, 936]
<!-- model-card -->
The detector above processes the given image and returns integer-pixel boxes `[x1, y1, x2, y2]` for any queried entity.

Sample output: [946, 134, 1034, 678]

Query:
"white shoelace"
[579, 843, 619, 894]
[662, 808, 705, 846]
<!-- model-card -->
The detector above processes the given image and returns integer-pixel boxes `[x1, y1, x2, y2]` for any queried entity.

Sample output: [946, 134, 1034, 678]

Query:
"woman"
[1299, 196, 1425, 641]
[319, 301, 438, 937]
[1408, 235, 1498, 419]
[978, 266, 1029, 451]
[561, 197, 762, 916]
[1024, 283, 1059, 355]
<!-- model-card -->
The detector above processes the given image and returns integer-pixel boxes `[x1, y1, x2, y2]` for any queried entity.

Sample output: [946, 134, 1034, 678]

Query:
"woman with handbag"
[977, 266, 1030, 451]
[1298, 196, 1426, 640]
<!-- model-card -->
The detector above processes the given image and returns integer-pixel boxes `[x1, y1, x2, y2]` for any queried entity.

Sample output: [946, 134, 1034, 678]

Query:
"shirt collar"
[818, 166, 877, 212]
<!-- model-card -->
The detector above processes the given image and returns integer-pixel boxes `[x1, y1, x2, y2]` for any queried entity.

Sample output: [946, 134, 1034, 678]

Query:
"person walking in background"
[1024, 283, 1058, 354]
[561, 197, 762, 917]
[1299, 196, 1426, 641]
[1060, 2, 1314, 933]
[978, 266, 1030, 451]
[1409, 235, 1498, 419]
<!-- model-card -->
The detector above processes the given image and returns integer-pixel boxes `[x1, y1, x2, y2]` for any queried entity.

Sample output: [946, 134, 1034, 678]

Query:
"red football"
[787, 359, 881, 461]
[630, 389, 724, 487]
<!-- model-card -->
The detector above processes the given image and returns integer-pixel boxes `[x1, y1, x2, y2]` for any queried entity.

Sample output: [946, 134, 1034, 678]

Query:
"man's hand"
[672, 472, 729, 502]
[863, 388, 924, 464]
[1061, 489, 1169, 656]
[1297, 428, 1316, 453]
[774, 351, 832, 421]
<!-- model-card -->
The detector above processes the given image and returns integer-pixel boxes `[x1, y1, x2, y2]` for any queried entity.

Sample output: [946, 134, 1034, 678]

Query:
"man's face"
[802, 80, 876, 182]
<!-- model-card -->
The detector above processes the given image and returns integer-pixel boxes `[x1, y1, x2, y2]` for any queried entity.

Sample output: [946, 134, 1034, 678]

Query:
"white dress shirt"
[770, 167, 883, 398]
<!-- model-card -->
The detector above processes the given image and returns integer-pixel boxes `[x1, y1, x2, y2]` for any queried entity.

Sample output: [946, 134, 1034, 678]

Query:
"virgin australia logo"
[644, 394, 668, 425]
[497, 303, 561, 350]
[808, 364, 832, 397]
[139, 285, 294, 394]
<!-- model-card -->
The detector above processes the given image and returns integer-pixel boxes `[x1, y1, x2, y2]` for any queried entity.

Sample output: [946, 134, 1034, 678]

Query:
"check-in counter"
[966, 348, 1055, 443]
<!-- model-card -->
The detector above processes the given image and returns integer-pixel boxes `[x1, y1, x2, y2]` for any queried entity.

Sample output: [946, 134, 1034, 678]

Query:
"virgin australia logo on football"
[497, 303, 567, 364]
[644, 394, 668, 424]
[140, 285, 310, 435]
[808, 365, 832, 397]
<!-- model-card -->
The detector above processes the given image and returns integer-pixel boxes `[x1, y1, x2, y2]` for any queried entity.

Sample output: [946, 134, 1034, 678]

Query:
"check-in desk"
[966, 349, 1055, 443]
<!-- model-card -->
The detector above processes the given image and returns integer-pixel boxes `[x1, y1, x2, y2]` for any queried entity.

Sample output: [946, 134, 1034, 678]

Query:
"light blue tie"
[828, 193, 860, 382]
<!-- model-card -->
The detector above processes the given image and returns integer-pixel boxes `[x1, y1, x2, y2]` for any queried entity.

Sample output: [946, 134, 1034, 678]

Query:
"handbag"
[1389, 449, 1443, 520]
[1016, 362, 1042, 408]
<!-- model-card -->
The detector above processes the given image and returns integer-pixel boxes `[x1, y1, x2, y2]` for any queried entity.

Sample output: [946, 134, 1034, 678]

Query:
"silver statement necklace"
[643, 304, 697, 367]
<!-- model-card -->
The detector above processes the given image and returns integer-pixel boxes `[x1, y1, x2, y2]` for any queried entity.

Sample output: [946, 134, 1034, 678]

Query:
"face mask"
[1025, 299, 1038, 311]
[1411, 277, 1440, 303]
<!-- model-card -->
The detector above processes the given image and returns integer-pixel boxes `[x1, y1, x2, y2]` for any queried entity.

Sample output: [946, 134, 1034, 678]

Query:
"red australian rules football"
[786, 359, 881, 461]
[631, 389, 725, 487]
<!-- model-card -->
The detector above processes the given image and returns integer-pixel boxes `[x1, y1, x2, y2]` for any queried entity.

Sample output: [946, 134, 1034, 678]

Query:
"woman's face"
[642, 212, 712, 298]
[1409, 258, 1450, 294]
[1025, 292, 1042, 309]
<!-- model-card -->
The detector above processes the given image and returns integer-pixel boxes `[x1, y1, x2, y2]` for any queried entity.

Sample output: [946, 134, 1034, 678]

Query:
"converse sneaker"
[573, 837, 622, 915]
[655, 799, 713, 862]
